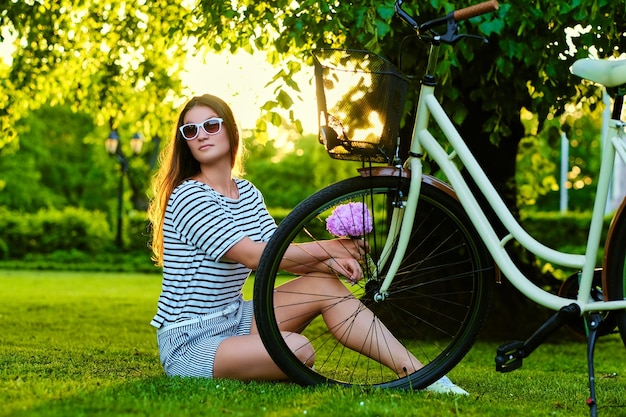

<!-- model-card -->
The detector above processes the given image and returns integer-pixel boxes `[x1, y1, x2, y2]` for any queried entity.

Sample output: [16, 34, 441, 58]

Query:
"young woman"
[147, 94, 467, 394]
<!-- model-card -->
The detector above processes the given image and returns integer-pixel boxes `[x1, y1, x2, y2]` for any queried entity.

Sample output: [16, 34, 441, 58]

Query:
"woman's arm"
[223, 237, 365, 273]
[288, 257, 363, 284]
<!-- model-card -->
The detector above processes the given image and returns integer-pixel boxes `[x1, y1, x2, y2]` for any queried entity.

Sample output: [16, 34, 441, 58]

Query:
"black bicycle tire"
[604, 203, 626, 346]
[254, 175, 495, 388]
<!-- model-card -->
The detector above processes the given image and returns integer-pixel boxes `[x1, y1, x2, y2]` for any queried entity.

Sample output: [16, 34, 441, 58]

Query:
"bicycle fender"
[357, 167, 458, 201]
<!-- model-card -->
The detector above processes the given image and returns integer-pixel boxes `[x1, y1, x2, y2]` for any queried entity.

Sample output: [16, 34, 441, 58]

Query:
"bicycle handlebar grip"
[453, 0, 499, 22]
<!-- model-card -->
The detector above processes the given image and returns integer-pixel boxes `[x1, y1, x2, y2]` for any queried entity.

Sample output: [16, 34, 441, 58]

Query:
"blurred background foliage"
[0, 0, 624, 276]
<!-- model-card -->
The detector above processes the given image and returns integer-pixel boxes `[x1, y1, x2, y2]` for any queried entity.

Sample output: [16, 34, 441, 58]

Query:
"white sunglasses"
[179, 117, 224, 140]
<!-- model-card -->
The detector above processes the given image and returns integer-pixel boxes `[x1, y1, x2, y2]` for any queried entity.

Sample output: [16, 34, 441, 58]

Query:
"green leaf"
[284, 77, 301, 93]
[451, 104, 468, 125]
[294, 119, 303, 134]
[261, 101, 278, 111]
[375, 19, 390, 38]
[478, 19, 504, 37]
[376, 4, 395, 20]
[354, 7, 367, 28]
[270, 111, 282, 127]
[287, 60, 301, 74]
[276, 89, 294, 109]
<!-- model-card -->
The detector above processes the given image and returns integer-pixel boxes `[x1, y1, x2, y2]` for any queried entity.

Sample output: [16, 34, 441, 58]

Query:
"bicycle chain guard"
[558, 269, 617, 338]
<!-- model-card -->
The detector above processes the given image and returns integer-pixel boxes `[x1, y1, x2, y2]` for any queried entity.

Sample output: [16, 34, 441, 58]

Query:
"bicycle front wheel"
[254, 175, 495, 388]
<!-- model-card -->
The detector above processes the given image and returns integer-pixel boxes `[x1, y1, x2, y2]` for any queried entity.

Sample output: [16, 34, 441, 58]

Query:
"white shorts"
[156, 298, 254, 378]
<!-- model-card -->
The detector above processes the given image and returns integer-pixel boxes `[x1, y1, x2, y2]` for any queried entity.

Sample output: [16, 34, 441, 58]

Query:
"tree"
[0, 0, 187, 151]
[0, 106, 100, 211]
[0, 0, 192, 219]
[5, 0, 622, 207]
[173, 0, 624, 207]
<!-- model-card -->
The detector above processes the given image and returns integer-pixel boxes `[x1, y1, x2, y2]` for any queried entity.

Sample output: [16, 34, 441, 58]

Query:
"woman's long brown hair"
[147, 94, 245, 266]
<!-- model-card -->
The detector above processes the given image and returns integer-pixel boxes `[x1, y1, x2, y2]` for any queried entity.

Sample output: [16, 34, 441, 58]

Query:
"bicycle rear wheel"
[604, 200, 626, 346]
[254, 175, 495, 388]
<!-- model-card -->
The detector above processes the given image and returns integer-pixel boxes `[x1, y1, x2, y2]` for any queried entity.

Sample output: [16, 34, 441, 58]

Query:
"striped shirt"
[150, 178, 276, 328]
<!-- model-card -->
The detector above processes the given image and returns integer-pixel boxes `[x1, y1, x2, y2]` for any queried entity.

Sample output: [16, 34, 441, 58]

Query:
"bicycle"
[253, 1, 626, 415]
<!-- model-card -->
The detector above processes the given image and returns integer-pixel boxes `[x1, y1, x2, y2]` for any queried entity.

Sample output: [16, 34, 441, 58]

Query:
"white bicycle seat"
[571, 58, 626, 87]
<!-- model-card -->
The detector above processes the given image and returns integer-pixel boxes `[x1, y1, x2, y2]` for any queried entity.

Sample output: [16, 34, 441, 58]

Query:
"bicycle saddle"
[571, 58, 626, 87]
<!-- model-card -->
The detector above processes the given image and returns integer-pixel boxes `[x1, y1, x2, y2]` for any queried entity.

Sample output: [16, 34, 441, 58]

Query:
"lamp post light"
[105, 129, 143, 248]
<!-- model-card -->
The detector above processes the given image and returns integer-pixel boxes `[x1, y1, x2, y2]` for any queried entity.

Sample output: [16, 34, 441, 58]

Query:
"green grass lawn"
[1, 270, 625, 417]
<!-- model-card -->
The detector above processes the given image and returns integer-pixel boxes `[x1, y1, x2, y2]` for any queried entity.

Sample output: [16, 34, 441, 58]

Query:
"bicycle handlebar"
[394, 0, 419, 30]
[395, 0, 499, 41]
[453, 0, 499, 23]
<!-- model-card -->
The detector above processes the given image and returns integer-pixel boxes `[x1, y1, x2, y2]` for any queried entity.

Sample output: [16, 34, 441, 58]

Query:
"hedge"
[0, 207, 113, 259]
[0, 206, 615, 272]
[519, 210, 612, 255]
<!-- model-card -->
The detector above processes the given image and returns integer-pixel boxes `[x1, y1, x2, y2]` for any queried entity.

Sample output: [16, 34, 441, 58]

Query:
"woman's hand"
[328, 257, 363, 285]
[325, 238, 369, 261]
[281, 238, 369, 276]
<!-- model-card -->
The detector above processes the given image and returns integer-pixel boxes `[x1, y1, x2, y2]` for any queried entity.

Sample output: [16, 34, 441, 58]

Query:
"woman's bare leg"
[213, 329, 314, 380]
[214, 272, 421, 380]
[273, 272, 423, 376]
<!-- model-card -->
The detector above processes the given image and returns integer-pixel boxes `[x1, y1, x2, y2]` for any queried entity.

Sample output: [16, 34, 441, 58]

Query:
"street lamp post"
[105, 130, 143, 248]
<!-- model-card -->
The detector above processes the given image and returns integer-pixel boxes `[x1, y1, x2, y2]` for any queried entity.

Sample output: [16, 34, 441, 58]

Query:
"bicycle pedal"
[495, 341, 525, 373]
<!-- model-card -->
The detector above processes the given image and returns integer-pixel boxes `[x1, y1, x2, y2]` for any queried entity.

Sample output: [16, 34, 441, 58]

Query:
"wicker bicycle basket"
[313, 49, 408, 163]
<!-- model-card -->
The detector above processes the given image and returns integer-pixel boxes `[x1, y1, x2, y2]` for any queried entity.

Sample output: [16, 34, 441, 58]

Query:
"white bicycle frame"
[377, 44, 626, 314]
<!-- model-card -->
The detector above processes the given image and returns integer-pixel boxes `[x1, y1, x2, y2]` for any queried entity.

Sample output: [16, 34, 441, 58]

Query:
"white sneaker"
[424, 375, 469, 395]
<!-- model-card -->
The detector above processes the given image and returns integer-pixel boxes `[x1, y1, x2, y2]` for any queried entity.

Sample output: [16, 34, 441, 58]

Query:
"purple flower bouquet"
[326, 202, 377, 276]
[326, 202, 373, 238]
